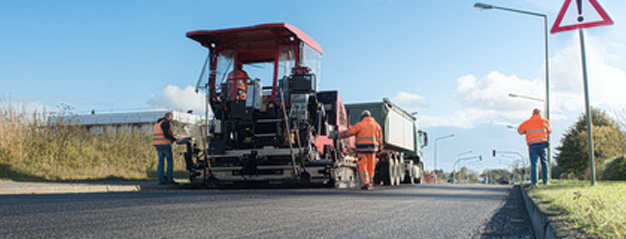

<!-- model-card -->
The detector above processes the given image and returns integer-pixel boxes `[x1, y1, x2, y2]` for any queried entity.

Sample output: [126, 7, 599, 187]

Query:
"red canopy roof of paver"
[187, 23, 322, 63]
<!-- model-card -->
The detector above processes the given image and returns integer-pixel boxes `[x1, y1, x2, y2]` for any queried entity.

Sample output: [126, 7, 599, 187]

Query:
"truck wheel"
[405, 161, 415, 185]
[382, 157, 394, 186]
[392, 156, 400, 186]
[416, 162, 423, 184]
[396, 158, 404, 185]
[398, 155, 406, 182]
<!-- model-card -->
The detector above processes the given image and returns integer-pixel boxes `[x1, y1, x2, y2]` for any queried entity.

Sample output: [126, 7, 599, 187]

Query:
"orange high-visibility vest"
[152, 119, 174, 146]
[518, 114, 552, 145]
[228, 70, 249, 101]
[339, 116, 383, 153]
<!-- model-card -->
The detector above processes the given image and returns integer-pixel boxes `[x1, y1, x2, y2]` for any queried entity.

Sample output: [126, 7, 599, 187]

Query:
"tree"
[555, 108, 626, 179]
[603, 155, 626, 180]
[456, 166, 478, 183]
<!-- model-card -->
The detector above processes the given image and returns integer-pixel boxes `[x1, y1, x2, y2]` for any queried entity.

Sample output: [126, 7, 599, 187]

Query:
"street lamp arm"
[457, 150, 473, 157]
[495, 150, 524, 161]
[491, 5, 546, 18]
[509, 93, 545, 102]
[435, 134, 455, 141]
[453, 155, 482, 183]
[434, 133, 455, 174]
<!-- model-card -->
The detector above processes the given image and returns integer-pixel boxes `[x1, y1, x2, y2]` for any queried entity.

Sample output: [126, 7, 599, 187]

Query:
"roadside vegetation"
[554, 108, 626, 180]
[529, 108, 625, 238]
[527, 180, 626, 238]
[0, 104, 188, 181]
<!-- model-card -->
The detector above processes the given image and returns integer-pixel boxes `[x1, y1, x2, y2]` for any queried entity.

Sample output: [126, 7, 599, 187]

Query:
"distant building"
[48, 110, 203, 136]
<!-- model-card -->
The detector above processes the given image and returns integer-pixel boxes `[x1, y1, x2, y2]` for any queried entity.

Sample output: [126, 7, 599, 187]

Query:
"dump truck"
[182, 23, 427, 188]
[345, 99, 428, 185]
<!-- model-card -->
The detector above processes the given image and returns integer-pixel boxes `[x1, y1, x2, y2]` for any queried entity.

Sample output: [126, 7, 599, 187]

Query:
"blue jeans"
[156, 145, 174, 182]
[528, 143, 549, 185]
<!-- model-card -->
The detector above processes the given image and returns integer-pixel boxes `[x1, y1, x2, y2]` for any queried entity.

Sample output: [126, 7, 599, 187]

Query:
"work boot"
[360, 185, 369, 190]
[367, 185, 374, 191]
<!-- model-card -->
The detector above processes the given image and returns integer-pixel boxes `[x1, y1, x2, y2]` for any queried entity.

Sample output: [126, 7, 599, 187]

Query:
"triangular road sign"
[551, 0, 613, 34]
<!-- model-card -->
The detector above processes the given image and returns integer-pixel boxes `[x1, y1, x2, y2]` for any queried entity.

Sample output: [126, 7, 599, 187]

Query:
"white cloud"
[419, 71, 544, 129]
[421, 109, 493, 129]
[148, 85, 207, 114]
[550, 34, 626, 112]
[392, 91, 427, 111]
[421, 31, 626, 130]
[455, 72, 543, 113]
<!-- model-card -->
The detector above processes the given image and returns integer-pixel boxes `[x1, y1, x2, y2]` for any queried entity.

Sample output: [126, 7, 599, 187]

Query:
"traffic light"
[479, 155, 482, 161]
[492, 150, 496, 157]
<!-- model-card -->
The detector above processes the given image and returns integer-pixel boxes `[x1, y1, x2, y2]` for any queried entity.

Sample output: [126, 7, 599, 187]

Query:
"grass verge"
[527, 180, 626, 238]
[1, 104, 190, 182]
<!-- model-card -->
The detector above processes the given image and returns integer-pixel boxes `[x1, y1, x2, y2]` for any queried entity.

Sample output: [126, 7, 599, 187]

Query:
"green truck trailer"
[345, 98, 428, 185]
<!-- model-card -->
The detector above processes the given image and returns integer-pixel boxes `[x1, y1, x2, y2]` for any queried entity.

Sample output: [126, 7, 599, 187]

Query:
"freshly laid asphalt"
[0, 183, 533, 239]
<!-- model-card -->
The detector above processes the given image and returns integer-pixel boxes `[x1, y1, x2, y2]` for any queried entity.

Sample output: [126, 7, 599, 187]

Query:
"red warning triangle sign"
[551, 0, 613, 34]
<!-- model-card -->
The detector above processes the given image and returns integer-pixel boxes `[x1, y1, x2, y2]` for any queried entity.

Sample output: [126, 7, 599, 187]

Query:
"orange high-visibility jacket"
[339, 116, 383, 153]
[518, 114, 552, 145]
[152, 119, 174, 146]
[228, 70, 249, 101]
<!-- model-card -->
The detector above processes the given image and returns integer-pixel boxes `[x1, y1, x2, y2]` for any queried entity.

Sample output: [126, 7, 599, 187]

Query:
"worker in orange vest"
[330, 110, 383, 190]
[517, 108, 552, 186]
[153, 112, 179, 185]
[227, 63, 249, 101]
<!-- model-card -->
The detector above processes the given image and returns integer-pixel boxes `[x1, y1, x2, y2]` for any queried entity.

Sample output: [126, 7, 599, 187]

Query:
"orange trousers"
[357, 153, 377, 187]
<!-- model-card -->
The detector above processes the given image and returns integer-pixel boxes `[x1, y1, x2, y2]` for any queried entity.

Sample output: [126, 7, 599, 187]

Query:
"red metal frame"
[187, 23, 322, 104]
[187, 23, 322, 54]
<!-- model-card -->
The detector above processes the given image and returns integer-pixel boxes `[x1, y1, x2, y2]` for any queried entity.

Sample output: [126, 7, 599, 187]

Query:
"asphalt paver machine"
[184, 23, 358, 187]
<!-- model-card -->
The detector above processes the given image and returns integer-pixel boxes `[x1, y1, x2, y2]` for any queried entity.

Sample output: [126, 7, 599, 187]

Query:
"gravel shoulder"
[473, 184, 534, 239]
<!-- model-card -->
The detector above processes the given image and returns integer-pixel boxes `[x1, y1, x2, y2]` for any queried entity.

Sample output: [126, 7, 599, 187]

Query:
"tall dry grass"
[0, 104, 187, 181]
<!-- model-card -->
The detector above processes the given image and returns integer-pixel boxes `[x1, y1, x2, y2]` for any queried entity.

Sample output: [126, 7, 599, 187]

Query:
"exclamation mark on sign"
[576, 0, 584, 22]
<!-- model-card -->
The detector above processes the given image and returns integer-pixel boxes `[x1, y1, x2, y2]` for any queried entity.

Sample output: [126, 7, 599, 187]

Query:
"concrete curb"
[520, 185, 566, 239]
[0, 182, 141, 195]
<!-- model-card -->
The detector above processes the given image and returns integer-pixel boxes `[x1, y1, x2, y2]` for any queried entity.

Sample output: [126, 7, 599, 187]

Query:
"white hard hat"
[361, 110, 371, 118]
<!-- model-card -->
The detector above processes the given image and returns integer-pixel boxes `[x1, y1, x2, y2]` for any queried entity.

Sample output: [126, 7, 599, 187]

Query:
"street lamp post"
[453, 150, 473, 183]
[434, 134, 455, 177]
[506, 92, 552, 179]
[475, 2, 551, 173]
[453, 155, 482, 183]
[493, 149, 528, 182]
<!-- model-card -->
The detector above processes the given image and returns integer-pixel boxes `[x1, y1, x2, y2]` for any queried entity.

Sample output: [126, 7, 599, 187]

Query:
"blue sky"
[2, 0, 625, 173]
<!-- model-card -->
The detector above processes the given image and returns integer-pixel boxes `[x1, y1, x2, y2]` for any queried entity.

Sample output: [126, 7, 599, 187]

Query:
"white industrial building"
[48, 110, 203, 136]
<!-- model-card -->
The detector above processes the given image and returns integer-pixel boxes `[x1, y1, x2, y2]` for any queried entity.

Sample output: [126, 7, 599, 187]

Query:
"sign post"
[551, 0, 613, 186]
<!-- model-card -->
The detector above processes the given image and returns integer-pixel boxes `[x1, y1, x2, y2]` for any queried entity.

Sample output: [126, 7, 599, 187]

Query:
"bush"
[555, 108, 626, 179]
[603, 155, 626, 180]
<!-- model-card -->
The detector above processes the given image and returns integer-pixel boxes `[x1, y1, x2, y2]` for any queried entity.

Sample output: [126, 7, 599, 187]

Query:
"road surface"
[0, 184, 527, 238]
